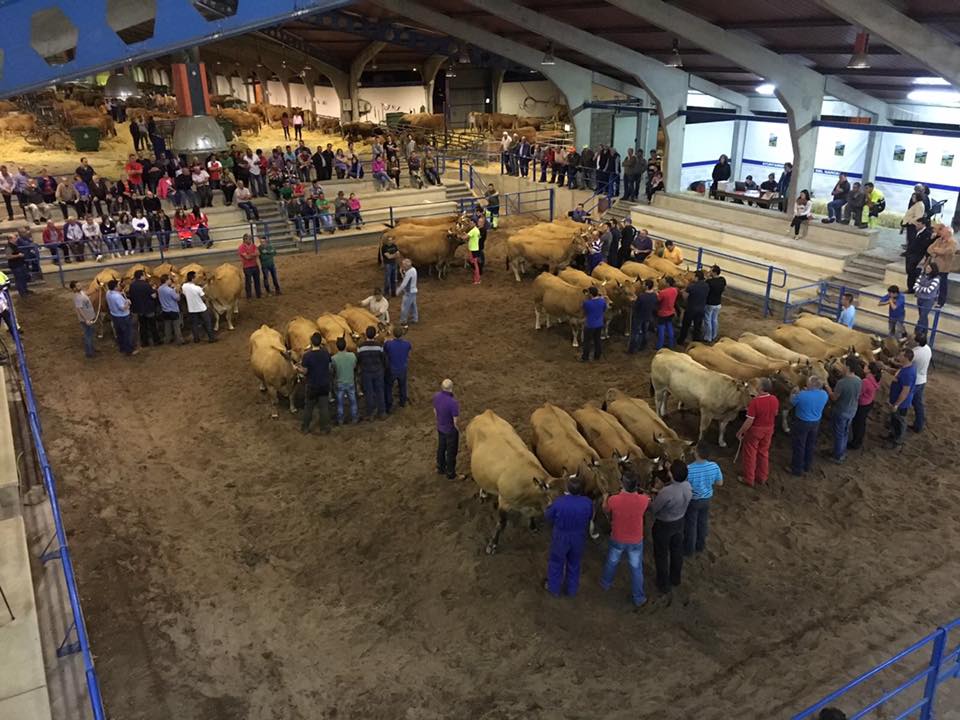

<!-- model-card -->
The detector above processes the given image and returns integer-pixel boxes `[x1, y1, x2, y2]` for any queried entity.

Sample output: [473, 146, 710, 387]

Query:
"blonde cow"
[249, 325, 297, 419]
[205, 263, 243, 331]
[285, 316, 320, 362]
[531, 273, 588, 346]
[771, 324, 847, 360]
[85, 268, 122, 338]
[603, 389, 692, 462]
[651, 349, 754, 447]
[793, 314, 880, 357]
[316, 313, 356, 353]
[339, 305, 386, 339]
[465, 410, 559, 554]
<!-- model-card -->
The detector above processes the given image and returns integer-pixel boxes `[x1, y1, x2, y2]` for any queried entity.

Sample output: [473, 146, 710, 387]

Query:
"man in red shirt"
[656, 276, 679, 349]
[207, 156, 223, 191]
[237, 233, 262, 299]
[600, 473, 651, 607]
[124, 154, 143, 194]
[736, 376, 779, 486]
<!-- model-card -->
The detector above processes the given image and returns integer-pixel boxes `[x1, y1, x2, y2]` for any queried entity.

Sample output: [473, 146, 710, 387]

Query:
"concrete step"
[831, 271, 883, 289]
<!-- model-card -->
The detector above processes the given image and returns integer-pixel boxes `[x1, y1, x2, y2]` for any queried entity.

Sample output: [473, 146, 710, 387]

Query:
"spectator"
[886, 348, 916, 449]
[684, 444, 723, 555]
[789, 376, 829, 476]
[63, 217, 84, 263]
[371, 154, 390, 191]
[622, 148, 642, 202]
[124, 154, 143, 194]
[926, 225, 956, 308]
[703, 265, 726, 343]
[297, 333, 333, 435]
[181, 271, 216, 343]
[105, 279, 137, 355]
[678, 269, 708, 345]
[910, 330, 931, 433]
[128, 269, 161, 348]
[913, 263, 940, 332]
[423, 151, 441, 186]
[238, 234, 261, 300]
[348, 193, 363, 228]
[840, 181, 866, 227]
[398, 258, 419, 326]
[581, 286, 607, 362]
[569, 203, 588, 223]
[736, 377, 779, 486]
[192, 163, 212, 207]
[776, 162, 793, 212]
[822, 173, 851, 223]
[157, 274, 186, 346]
[384, 326, 411, 413]
[631, 228, 653, 263]
[70, 280, 97, 358]
[433, 378, 460, 479]
[617, 217, 637, 266]
[878, 285, 906, 338]
[381, 236, 399, 297]
[845, 359, 883, 451]
[904, 217, 934, 292]
[332, 336, 359, 425]
[55, 177, 78, 220]
[651, 460, 692, 595]
[234, 181, 259, 221]
[293, 112, 304, 141]
[743, 175, 758, 191]
[315, 192, 335, 234]
[837, 292, 856, 328]
[710, 154, 731, 198]
[81, 215, 105, 262]
[545, 474, 594, 598]
[863, 182, 886, 228]
[661, 239, 682, 265]
[42, 220, 65, 265]
[357, 326, 387, 421]
[190, 206, 212, 248]
[280, 112, 291, 140]
[599, 472, 650, 607]
[790, 190, 812, 237]
[646, 170, 664, 202]
[334, 190, 351, 230]
[258, 236, 279, 296]
[656, 277, 679, 349]
[828, 356, 862, 464]
[759, 172, 778, 194]
[220, 168, 237, 206]
[0, 165, 15, 220]
[628, 279, 657, 354]
[131, 210, 151, 253]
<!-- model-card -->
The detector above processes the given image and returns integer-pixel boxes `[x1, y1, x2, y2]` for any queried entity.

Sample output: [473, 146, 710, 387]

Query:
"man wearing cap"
[433, 378, 460, 479]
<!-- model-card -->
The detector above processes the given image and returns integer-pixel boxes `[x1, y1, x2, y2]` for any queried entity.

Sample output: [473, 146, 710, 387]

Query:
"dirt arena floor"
[16, 229, 960, 719]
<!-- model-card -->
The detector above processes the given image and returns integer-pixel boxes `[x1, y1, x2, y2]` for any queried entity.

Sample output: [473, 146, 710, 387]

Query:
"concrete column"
[254, 69, 271, 105]
[545, 69, 593, 149]
[349, 41, 386, 123]
[862, 128, 881, 183]
[421, 55, 447, 115]
[491, 69, 504, 113]
[730, 119, 746, 180]
[658, 95, 686, 194]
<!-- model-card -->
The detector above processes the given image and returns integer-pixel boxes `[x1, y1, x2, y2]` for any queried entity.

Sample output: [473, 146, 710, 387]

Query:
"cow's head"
[654, 431, 694, 462]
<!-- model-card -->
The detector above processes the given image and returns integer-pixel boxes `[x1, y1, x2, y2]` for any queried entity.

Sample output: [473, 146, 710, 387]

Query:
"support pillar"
[491, 68, 504, 113]
[349, 41, 386, 122]
[421, 55, 446, 115]
[730, 119, 746, 181]
[862, 128, 881, 183]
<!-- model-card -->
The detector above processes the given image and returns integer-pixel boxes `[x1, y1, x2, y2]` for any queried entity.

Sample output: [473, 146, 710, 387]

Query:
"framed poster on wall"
[768, 134, 778, 147]
[943, 153, 955, 168]
[834, 142, 845, 156]
[893, 145, 905, 161]
[915, 149, 928, 164]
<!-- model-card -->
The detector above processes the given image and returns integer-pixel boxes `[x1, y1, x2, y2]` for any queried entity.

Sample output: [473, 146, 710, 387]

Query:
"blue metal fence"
[4, 290, 106, 719]
[793, 618, 960, 719]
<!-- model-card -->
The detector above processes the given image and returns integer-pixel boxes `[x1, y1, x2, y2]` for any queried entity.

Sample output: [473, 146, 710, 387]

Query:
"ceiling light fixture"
[457, 45, 470, 64]
[665, 38, 683, 69]
[906, 88, 960, 104]
[445, 65, 457, 78]
[756, 83, 776, 96]
[913, 77, 950, 86]
[846, 31, 871, 70]
[541, 43, 556, 66]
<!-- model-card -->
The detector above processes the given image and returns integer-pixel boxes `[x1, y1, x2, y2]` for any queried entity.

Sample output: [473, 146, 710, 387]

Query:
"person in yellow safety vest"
[0, 271, 22, 335]
[862, 182, 886, 229]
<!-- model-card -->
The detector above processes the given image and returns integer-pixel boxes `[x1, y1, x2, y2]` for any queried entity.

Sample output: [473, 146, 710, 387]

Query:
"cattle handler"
[544, 475, 594, 598]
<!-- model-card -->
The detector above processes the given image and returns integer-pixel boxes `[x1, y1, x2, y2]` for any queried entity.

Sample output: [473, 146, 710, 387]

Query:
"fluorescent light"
[756, 83, 776, 96]
[484, 97, 490, 104]
[913, 77, 950, 86]
[665, 38, 683, 69]
[541, 44, 556, 66]
[846, 31, 870, 70]
[907, 89, 960, 104]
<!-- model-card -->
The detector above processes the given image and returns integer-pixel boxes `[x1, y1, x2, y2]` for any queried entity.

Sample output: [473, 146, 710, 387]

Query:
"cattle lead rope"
[733, 437, 743, 463]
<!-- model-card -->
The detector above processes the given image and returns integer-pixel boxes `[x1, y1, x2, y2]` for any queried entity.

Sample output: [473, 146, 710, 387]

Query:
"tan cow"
[0, 113, 36, 137]
[216, 108, 261, 135]
[506, 232, 587, 281]
[532, 273, 588, 346]
[85, 268, 122, 338]
[771, 324, 847, 360]
[739, 332, 812, 364]
[793, 314, 880, 357]
[315, 313, 356, 353]
[620, 261, 664, 284]
[688, 343, 770, 383]
[603, 389, 692, 462]
[0, 100, 18, 113]
[205, 263, 243, 331]
[591, 262, 638, 332]
[339, 305, 385, 340]
[394, 214, 459, 228]
[285, 316, 319, 362]
[153, 262, 178, 279]
[644, 255, 687, 278]
[249, 325, 297, 418]
[651, 349, 754, 447]
[713, 338, 789, 372]
[465, 410, 558, 554]
[400, 112, 445, 130]
[571, 404, 660, 490]
[390, 226, 466, 279]
[180, 262, 208, 285]
[558, 267, 632, 339]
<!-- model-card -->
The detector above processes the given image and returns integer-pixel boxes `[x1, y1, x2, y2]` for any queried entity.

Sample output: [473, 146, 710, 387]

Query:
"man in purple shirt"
[433, 378, 460, 479]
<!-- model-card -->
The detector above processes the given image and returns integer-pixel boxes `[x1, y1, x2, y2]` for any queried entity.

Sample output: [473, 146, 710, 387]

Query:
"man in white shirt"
[130, 210, 151, 253]
[359, 288, 390, 323]
[181, 271, 216, 343]
[81, 215, 104, 262]
[192, 166, 211, 207]
[910, 329, 932, 433]
[397, 258, 418, 326]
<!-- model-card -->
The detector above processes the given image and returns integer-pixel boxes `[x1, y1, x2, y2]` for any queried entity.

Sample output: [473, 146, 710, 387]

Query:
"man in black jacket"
[357, 326, 387, 421]
[678, 270, 709, 345]
[128, 269, 162, 347]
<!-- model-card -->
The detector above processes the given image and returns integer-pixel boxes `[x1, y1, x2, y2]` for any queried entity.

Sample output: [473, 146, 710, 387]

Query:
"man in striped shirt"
[684, 444, 723, 556]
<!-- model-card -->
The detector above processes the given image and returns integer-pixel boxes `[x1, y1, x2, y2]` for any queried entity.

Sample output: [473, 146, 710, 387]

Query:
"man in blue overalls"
[544, 476, 594, 598]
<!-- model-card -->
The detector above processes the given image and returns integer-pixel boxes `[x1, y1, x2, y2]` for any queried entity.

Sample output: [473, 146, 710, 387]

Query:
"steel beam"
[0, 0, 349, 98]
[815, 0, 960, 88]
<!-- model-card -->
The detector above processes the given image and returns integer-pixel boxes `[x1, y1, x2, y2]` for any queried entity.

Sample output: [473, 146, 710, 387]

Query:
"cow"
[557, 267, 631, 339]
[603, 388, 692, 462]
[122, 262, 153, 285]
[771, 324, 848, 360]
[285, 316, 319, 362]
[713, 338, 789, 373]
[644, 254, 687, 278]
[389, 224, 467, 279]
[216, 108, 261, 135]
[315, 115, 341, 133]
[394, 215, 460, 228]
[67, 112, 116, 137]
[249, 325, 297, 419]
[339, 305, 386, 339]
[687, 342, 770, 383]
[571, 403, 647, 462]
[341, 121, 378, 141]
[179, 262, 208, 285]
[793, 314, 882, 357]
[739, 332, 811, 364]
[205, 263, 243, 331]
[518, 115, 543, 130]
[0, 100, 18, 113]
[620, 261, 664, 284]
[591, 263, 638, 333]
[506, 231, 587, 281]
[400, 112, 445, 130]
[84, 268, 123, 338]
[532, 272, 587, 346]
[651, 348, 754, 447]
[316, 313, 356, 353]
[465, 409, 559, 554]
[0, 113, 36, 137]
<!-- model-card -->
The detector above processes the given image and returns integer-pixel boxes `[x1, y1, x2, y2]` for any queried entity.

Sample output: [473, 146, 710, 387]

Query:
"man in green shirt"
[332, 337, 359, 424]
[466, 220, 481, 285]
[258, 236, 280, 295]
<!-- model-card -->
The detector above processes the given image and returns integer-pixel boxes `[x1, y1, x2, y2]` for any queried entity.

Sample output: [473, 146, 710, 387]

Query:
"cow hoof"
[485, 543, 497, 555]
[228, 326, 235, 331]
[270, 413, 279, 419]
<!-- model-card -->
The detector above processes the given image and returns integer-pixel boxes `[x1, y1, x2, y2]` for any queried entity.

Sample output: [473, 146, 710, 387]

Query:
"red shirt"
[656, 287, 678, 317]
[859, 374, 880, 406]
[238, 242, 259, 269]
[746, 393, 779, 429]
[125, 161, 143, 184]
[207, 160, 222, 181]
[605, 492, 650, 544]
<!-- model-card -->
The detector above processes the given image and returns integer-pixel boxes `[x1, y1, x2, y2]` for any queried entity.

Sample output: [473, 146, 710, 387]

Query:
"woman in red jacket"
[173, 209, 193, 248]
[190, 205, 212, 248]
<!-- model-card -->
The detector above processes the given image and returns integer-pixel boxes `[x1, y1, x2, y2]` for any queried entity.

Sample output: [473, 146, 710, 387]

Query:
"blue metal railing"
[4, 290, 106, 719]
[793, 618, 960, 719]
[783, 281, 960, 351]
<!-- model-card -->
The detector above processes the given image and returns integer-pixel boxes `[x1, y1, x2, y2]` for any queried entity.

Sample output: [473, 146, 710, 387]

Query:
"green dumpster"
[70, 126, 101, 152]
[217, 119, 235, 143]
[385, 112, 405, 130]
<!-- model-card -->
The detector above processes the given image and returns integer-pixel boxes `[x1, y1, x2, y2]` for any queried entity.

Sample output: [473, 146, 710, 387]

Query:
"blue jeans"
[262, 265, 280, 293]
[80, 322, 95, 358]
[790, 418, 820, 474]
[111, 315, 135, 355]
[912, 383, 926, 432]
[683, 499, 711, 554]
[587, 252, 603, 273]
[400, 292, 418, 324]
[832, 412, 854, 460]
[361, 372, 386, 419]
[917, 298, 934, 332]
[383, 261, 397, 296]
[600, 540, 645, 606]
[827, 198, 845, 220]
[703, 305, 721, 342]
[385, 369, 407, 411]
[656, 316, 674, 349]
[336, 384, 359, 423]
[628, 318, 652, 353]
[11, 264, 28, 296]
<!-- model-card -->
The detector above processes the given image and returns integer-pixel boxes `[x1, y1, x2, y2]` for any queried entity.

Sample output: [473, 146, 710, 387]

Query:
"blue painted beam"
[0, 0, 350, 98]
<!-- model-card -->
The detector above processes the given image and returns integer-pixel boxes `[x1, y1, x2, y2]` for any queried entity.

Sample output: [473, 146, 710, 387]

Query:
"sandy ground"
[15, 229, 960, 720]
